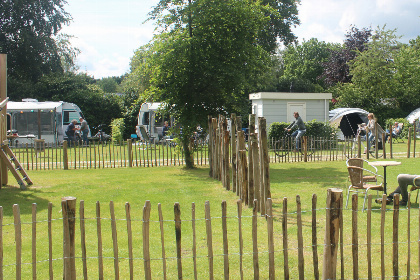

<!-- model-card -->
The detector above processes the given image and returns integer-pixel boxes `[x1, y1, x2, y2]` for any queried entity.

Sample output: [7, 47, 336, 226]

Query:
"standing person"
[65, 119, 78, 147]
[285, 112, 306, 151]
[162, 121, 170, 137]
[365, 112, 376, 153]
[79, 117, 89, 145]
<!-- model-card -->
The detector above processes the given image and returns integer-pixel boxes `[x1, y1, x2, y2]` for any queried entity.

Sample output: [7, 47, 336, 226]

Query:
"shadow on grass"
[0, 185, 51, 216]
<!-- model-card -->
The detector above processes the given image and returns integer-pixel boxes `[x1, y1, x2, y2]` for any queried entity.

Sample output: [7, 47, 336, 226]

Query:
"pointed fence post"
[62, 197, 77, 280]
[323, 188, 342, 280]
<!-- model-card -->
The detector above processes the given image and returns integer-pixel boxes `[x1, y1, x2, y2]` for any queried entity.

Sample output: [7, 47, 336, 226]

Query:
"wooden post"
[248, 114, 255, 206]
[413, 123, 416, 157]
[236, 116, 242, 193]
[382, 132, 386, 159]
[62, 196, 77, 280]
[223, 130, 230, 191]
[258, 118, 270, 213]
[389, 124, 393, 159]
[127, 139, 132, 167]
[407, 128, 412, 158]
[252, 133, 261, 212]
[322, 188, 342, 280]
[231, 114, 237, 193]
[357, 135, 361, 158]
[63, 141, 69, 170]
[0, 54, 7, 186]
[208, 116, 213, 177]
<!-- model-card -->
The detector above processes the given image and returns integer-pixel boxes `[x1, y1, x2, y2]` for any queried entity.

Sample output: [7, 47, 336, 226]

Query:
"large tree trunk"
[182, 137, 194, 169]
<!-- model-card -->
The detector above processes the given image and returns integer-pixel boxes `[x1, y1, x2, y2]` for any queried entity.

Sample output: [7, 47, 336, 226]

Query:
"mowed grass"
[1, 157, 420, 278]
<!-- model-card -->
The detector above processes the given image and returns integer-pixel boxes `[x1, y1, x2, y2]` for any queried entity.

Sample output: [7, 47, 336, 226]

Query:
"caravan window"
[12, 111, 54, 135]
[142, 112, 150, 125]
[63, 110, 81, 125]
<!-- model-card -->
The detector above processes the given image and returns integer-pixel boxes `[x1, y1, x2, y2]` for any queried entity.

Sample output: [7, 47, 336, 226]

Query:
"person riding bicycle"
[285, 112, 306, 152]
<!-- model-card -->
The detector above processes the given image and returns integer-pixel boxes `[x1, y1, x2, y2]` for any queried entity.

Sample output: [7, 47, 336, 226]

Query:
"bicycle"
[348, 125, 383, 159]
[272, 131, 315, 158]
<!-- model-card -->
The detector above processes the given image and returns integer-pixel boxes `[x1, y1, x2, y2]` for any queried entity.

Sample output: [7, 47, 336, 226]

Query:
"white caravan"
[136, 102, 174, 141]
[7, 99, 89, 144]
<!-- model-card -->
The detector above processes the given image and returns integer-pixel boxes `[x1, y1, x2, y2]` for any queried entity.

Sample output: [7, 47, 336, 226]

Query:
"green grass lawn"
[1, 157, 420, 278]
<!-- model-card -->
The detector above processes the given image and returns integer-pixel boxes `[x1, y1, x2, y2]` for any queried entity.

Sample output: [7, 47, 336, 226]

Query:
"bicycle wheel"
[301, 137, 315, 156]
[274, 138, 290, 158]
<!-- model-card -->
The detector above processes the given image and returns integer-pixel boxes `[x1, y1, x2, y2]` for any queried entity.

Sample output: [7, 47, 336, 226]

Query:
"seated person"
[384, 174, 420, 206]
[386, 122, 401, 143]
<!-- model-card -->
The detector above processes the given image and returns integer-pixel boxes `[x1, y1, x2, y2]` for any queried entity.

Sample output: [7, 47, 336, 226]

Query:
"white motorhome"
[7, 99, 89, 144]
[136, 102, 174, 141]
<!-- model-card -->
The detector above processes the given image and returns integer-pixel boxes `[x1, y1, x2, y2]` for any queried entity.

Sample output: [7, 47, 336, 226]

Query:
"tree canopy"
[128, 0, 299, 167]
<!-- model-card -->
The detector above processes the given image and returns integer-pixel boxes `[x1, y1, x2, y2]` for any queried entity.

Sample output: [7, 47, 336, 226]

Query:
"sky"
[60, 0, 420, 79]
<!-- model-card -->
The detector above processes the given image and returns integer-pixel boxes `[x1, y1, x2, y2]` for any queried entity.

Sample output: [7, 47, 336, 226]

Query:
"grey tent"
[329, 108, 386, 140]
[407, 108, 420, 124]
[329, 108, 369, 138]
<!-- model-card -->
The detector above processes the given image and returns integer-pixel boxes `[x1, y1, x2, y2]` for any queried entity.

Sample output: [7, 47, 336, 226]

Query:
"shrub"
[111, 118, 125, 143]
[268, 120, 336, 140]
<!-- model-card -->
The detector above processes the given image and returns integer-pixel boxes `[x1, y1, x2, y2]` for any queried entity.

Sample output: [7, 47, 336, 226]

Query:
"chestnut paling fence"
[4, 120, 420, 171]
[2, 190, 420, 279]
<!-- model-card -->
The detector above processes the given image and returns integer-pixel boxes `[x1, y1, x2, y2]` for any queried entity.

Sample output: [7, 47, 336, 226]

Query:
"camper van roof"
[8, 101, 71, 111]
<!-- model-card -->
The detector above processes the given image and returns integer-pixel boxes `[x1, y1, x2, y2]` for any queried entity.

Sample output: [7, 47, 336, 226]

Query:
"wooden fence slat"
[32, 203, 37, 280]
[297, 195, 304, 280]
[380, 194, 386, 279]
[0, 206, 2, 280]
[205, 201, 214, 280]
[393, 195, 399, 278]
[143, 200, 152, 280]
[192, 202, 198, 280]
[61, 197, 76, 280]
[158, 203, 167, 280]
[221, 201, 229, 280]
[407, 194, 411, 279]
[96, 201, 104, 280]
[323, 188, 342, 280]
[174, 202, 182, 279]
[48, 202, 53, 280]
[352, 194, 358, 280]
[125, 202, 134, 280]
[266, 198, 275, 280]
[237, 200, 244, 280]
[79, 201, 87, 280]
[311, 194, 319, 280]
[367, 195, 372, 280]
[109, 201, 119, 280]
[282, 197, 289, 279]
[252, 199, 259, 280]
[13, 204, 22, 280]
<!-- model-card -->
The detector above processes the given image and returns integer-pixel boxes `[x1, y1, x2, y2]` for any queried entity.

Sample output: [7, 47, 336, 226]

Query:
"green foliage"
[269, 120, 336, 139]
[333, 27, 420, 124]
[1, 0, 71, 87]
[280, 38, 339, 90]
[111, 118, 125, 143]
[135, 0, 299, 167]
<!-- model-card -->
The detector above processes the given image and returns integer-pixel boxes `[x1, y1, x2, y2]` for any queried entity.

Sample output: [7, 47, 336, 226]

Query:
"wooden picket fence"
[2, 190, 420, 279]
[7, 139, 209, 170]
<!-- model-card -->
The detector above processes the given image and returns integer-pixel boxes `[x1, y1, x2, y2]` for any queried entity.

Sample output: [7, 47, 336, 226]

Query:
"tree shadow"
[0, 185, 51, 216]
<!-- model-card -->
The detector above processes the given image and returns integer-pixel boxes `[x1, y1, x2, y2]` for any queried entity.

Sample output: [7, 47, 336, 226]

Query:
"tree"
[333, 27, 420, 123]
[280, 38, 338, 91]
[133, 0, 299, 168]
[322, 26, 372, 86]
[1, 0, 72, 100]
